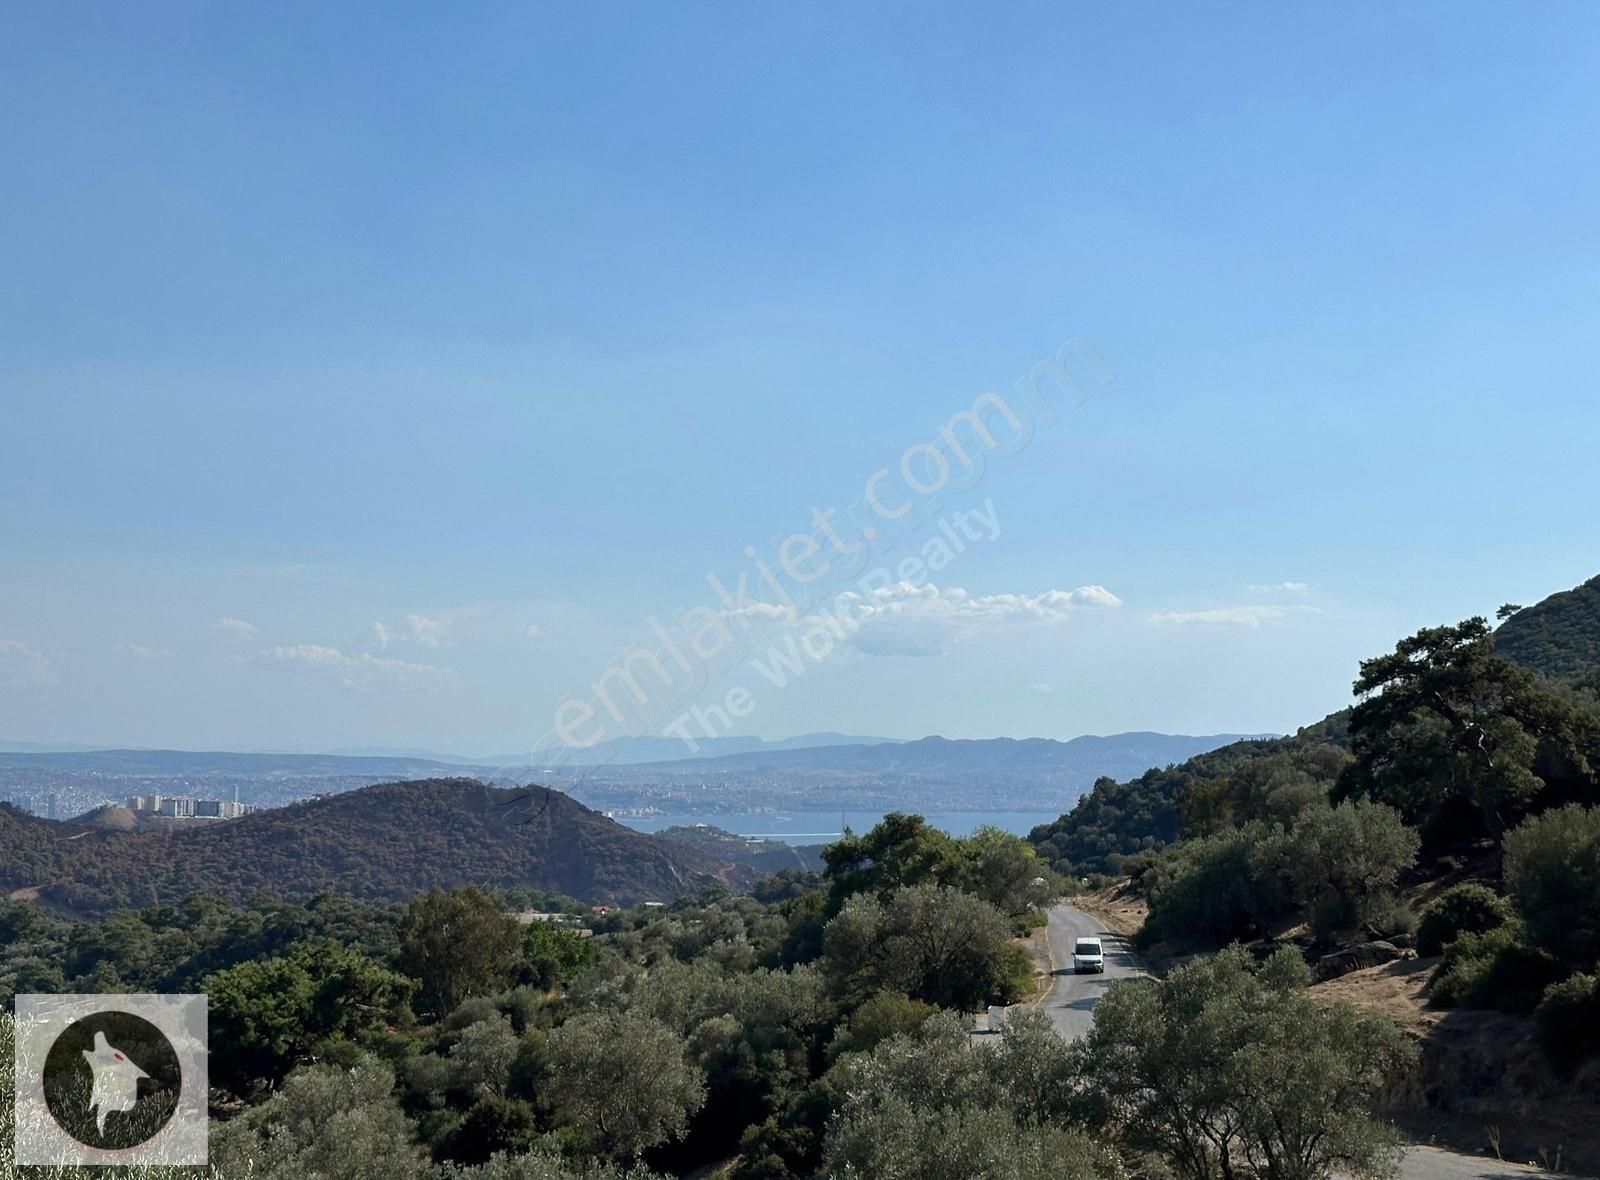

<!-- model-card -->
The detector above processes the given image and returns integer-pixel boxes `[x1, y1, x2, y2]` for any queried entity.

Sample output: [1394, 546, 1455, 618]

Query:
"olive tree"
[209, 1060, 431, 1180]
[823, 1097, 1115, 1180]
[544, 1009, 706, 1159]
[1506, 803, 1600, 970]
[1282, 800, 1419, 936]
[960, 825, 1058, 917]
[1080, 945, 1412, 1180]
[821, 1011, 1120, 1180]
[823, 883, 1027, 1010]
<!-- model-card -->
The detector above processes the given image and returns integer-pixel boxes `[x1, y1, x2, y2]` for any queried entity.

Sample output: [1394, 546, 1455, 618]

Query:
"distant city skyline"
[4, 5, 1597, 751]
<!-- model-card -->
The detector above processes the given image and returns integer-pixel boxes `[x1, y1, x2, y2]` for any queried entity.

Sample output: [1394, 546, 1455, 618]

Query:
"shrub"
[1417, 883, 1510, 957]
[1534, 973, 1600, 1075]
[997, 942, 1036, 1000]
[827, 990, 937, 1059]
[1281, 801, 1419, 940]
[1140, 823, 1293, 948]
[1430, 923, 1565, 1013]
[1010, 908, 1049, 937]
[1118, 851, 1160, 891]
[1363, 894, 1419, 942]
[1505, 804, 1600, 971]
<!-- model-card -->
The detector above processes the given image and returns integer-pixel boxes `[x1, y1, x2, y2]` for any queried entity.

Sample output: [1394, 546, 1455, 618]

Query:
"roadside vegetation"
[1033, 598, 1600, 1091]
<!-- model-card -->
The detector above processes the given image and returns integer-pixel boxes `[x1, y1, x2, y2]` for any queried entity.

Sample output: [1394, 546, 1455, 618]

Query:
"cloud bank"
[0, 639, 57, 687]
[1149, 604, 1319, 628]
[262, 644, 460, 693]
[826, 582, 1122, 658]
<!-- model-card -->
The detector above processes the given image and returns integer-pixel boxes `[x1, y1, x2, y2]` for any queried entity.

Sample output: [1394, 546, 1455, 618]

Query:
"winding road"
[1038, 903, 1579, 1180]
[1038, 901, 1144, 1040]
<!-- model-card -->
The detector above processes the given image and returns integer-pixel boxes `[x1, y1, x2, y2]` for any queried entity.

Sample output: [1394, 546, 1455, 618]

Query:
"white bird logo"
[81, 1030, 149, 1135]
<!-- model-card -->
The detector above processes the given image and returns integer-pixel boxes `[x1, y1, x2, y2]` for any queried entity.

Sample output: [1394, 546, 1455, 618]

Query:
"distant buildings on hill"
[128, 793, 253, 819]
[3, 794, 61, 818]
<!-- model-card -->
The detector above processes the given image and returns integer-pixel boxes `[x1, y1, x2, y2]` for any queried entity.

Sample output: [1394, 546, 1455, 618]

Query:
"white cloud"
[1246, 581, 1310, 594]
[120, 644, 169, 660]
[1065, 585, 1123, 608]
[835, 582, 1120, 658]
[372, 614, 454, 650]
[405, 614, 452, 648]
[722, 601, 800, 627]
[524, 624, 544, 640]
[262, 644, 461, 693]
[844, 581, 1119, 623]
[1031, 682, 1055, 694]
[1149, 604, 1319, 628]
[209, 617, 258, 640]
[714, 582, 1120, 658]
[0, 639, 57, 687]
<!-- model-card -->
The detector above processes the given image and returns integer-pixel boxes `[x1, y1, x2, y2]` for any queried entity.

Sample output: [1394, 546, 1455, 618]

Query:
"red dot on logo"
[114, 1053, 124, 1061]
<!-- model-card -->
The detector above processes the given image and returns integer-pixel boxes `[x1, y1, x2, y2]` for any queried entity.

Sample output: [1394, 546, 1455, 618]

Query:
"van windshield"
[1074, 941, 1101, 956]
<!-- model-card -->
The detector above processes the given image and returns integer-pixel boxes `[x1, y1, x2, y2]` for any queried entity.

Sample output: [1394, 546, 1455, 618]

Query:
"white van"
[1072, 936, 1105, 974]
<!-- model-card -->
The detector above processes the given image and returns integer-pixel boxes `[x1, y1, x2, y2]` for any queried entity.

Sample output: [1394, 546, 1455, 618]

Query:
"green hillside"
[1495, 573, 1600, 681]
[0, 779, 749, 917]
[1029, 712, 1350, 877]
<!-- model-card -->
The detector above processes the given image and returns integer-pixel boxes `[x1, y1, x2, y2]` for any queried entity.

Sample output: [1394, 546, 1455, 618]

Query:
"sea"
[613, 809, 1062, 845]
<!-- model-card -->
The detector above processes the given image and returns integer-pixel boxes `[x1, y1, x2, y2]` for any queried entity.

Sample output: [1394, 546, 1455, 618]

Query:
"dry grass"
[1072, 881, 1148, 938]
[1312, 956, 1441, 1038]
[1311, 957, 1600, 1174]
[1016, 921, 1055, 1004]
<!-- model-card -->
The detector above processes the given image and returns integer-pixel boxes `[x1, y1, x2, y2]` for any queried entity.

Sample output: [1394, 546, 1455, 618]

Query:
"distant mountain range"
[1, 779, 749, 918]
[0, 740, 108, 754]
[537, 731, 1276, 816]
[0, 732, 1278, 918]
[0, 730, 1272, 822]
[0, 732, 902, 774]
[0, 748, 462, 776]
[619, 732, 1272, 778]
[470, 731, 904, 768]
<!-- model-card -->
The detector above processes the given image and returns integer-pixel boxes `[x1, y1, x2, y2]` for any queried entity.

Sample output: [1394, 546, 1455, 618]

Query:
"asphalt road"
[1037, 901, 1144, 1040]
[1037, 905, 1581, 1180]
[1394, 1146, 1569, 1180]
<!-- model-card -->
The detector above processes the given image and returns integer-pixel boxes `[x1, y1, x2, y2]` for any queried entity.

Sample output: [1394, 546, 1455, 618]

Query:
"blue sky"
[3, 3, 1597, 753]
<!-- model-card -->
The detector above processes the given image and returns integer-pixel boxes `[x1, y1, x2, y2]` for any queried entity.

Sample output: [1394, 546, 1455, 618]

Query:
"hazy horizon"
[0, 726, 1279, 762]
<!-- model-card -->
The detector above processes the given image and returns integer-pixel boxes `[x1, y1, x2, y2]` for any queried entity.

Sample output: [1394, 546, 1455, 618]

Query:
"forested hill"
[1029, 713, 1350, 877]
[1031, 569, 1600, 878]
[0, 779, 750, 917]
[1495, 572, 1600, 682]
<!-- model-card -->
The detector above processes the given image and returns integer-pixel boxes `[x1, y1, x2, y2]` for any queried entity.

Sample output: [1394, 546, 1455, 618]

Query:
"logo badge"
[13, 994, 207, 1165]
